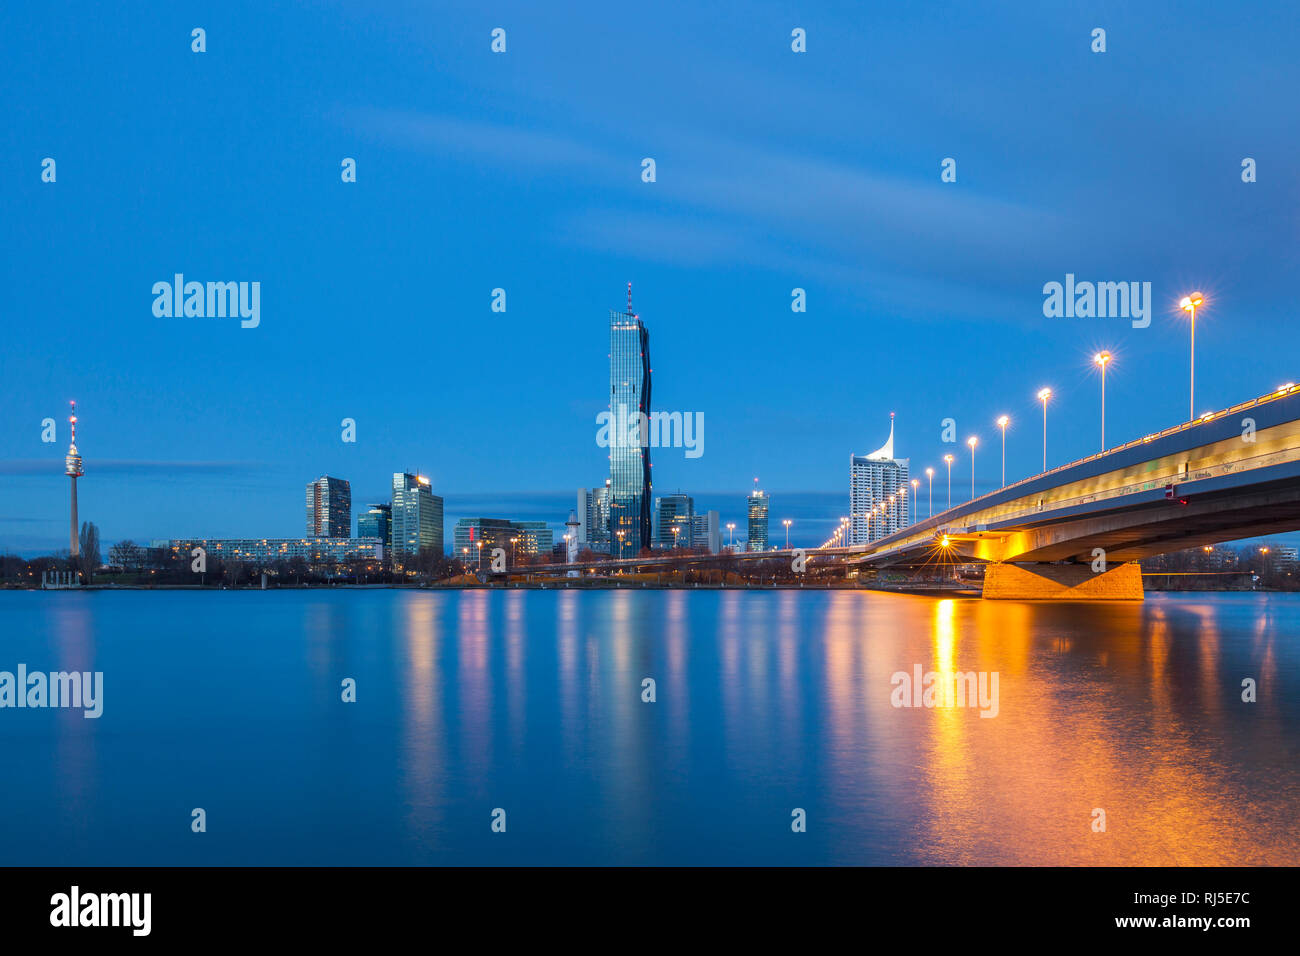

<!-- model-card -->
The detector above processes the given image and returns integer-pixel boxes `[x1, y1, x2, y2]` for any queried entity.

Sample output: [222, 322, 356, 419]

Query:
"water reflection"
[10, 589, 1297, 865]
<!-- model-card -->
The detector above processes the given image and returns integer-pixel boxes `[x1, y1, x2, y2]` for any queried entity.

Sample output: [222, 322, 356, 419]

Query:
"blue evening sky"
[2, 1, 1298, 552]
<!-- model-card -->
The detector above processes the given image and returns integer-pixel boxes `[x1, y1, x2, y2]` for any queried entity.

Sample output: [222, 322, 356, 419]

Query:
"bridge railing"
[959, 383, 1300, 510]
[967, 445, 1300, 530]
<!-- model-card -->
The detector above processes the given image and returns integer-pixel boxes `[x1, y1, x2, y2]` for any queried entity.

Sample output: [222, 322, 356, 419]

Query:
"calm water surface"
[1, 589, 1297, 865]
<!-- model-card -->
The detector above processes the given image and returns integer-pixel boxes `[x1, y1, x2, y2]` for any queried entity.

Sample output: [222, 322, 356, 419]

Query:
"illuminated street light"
[1180, 292, 1205, 421]
[925, 467, 934, 517]
[726, 522, 735, 548]
[1037, 388, 1053, 472]
[911, 479, 919, 524]
[967, 436, 978, 500]
[1094, 351, 1112, 451]
[944, 454, 954, 510]
[996, 415, 1009, 487]
[783, 518, 792, 549]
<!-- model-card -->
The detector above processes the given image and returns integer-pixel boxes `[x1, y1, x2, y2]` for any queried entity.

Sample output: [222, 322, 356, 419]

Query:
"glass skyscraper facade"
[609, 303, 652, 558]
[306, 475, 351, 538]
[390, 472, 444, 563]
[357, 503, 391, 548]
[747, 489, 770, 552]
[653, 493, 693, 549]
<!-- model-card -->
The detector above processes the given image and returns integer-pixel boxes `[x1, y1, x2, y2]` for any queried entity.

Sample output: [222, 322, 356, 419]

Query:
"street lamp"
[996, 415, 1009, 487]
[726, 522, 735, 549]
[911, 479, 919, 524]
[1037, 387, 1052, 472]
[783, 518, 792, 548]
[943, 454, 954, 510]
[925, 467, 934, 517]
[1180, 292, 1205, 421]
[967, 436, 978, 500]
[1094, 351, 1112, 450]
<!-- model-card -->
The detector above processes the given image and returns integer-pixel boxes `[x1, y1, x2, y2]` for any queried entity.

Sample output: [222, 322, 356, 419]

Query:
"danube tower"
[66, 401, 83, 557]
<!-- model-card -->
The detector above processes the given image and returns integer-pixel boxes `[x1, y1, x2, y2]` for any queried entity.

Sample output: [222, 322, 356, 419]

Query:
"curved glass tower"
[608, 291, 651, 558]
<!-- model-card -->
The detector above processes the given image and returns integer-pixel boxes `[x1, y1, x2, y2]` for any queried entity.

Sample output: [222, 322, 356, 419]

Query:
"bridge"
[848, 384, 1300, 599]
[499, 385, 1300, 600]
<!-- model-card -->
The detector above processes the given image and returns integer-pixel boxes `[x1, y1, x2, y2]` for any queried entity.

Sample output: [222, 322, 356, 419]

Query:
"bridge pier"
[982, 561, 1144, 601]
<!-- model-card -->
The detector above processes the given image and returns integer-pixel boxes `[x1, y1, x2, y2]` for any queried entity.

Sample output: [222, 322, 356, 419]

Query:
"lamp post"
[726, 522, 735, 549]
[1180, 292, 1204, 421]
[1094, 351, 1112, 450]
[996, 416, 1009, 487]
[943, 454, 954, 510]
[783, 519, 792, 548]
[925, 467, 934, 517]
[967, 436, 978, 500]
[911, 479, 919, 524]
[1037, 388, 1052, 472]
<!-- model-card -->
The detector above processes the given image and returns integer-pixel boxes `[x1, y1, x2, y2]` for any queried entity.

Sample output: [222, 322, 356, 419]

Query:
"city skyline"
[4, 3, 1299, 554]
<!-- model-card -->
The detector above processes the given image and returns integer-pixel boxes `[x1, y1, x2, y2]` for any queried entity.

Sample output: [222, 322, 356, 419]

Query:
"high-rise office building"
[747, 487, 770, 552]
[390, 473, 444, 561]
[307, 476, 352, 538]
[357, 503, 391, 547]
[691, 509, 722, 553]
[850, 415, 911, 544]
[653, 493, 693, 549]
[577, 481, 611, 552]
[608, 286, 652, 558]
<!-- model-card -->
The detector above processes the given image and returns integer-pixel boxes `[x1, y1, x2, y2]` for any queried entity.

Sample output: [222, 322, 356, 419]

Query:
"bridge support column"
[982, 561, 1144, 601]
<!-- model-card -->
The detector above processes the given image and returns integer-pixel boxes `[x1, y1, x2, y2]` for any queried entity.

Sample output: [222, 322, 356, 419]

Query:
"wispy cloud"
[341, 106, 1066, 312]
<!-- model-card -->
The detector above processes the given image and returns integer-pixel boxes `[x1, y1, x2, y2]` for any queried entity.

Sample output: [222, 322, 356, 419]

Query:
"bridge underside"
[967, 481, 1300, 564]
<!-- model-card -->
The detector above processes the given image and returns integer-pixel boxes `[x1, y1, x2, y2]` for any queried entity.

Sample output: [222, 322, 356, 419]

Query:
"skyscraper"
[850, 415, 911, 544]
[306, 476, 352, 538]
[65, 401, 83, 557]
[747, 487, 769, 552]
[390, 473, 444, 562]
[608, 285, 651, 558]
[653, 493, 693, 549]
[357, 503, 391, 546]
[691, 509, 722, 553]
[577, 481, 611, 552]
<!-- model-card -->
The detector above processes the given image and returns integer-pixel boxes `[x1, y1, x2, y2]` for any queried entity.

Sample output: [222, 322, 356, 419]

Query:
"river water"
[1, 588, 1295, 865]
